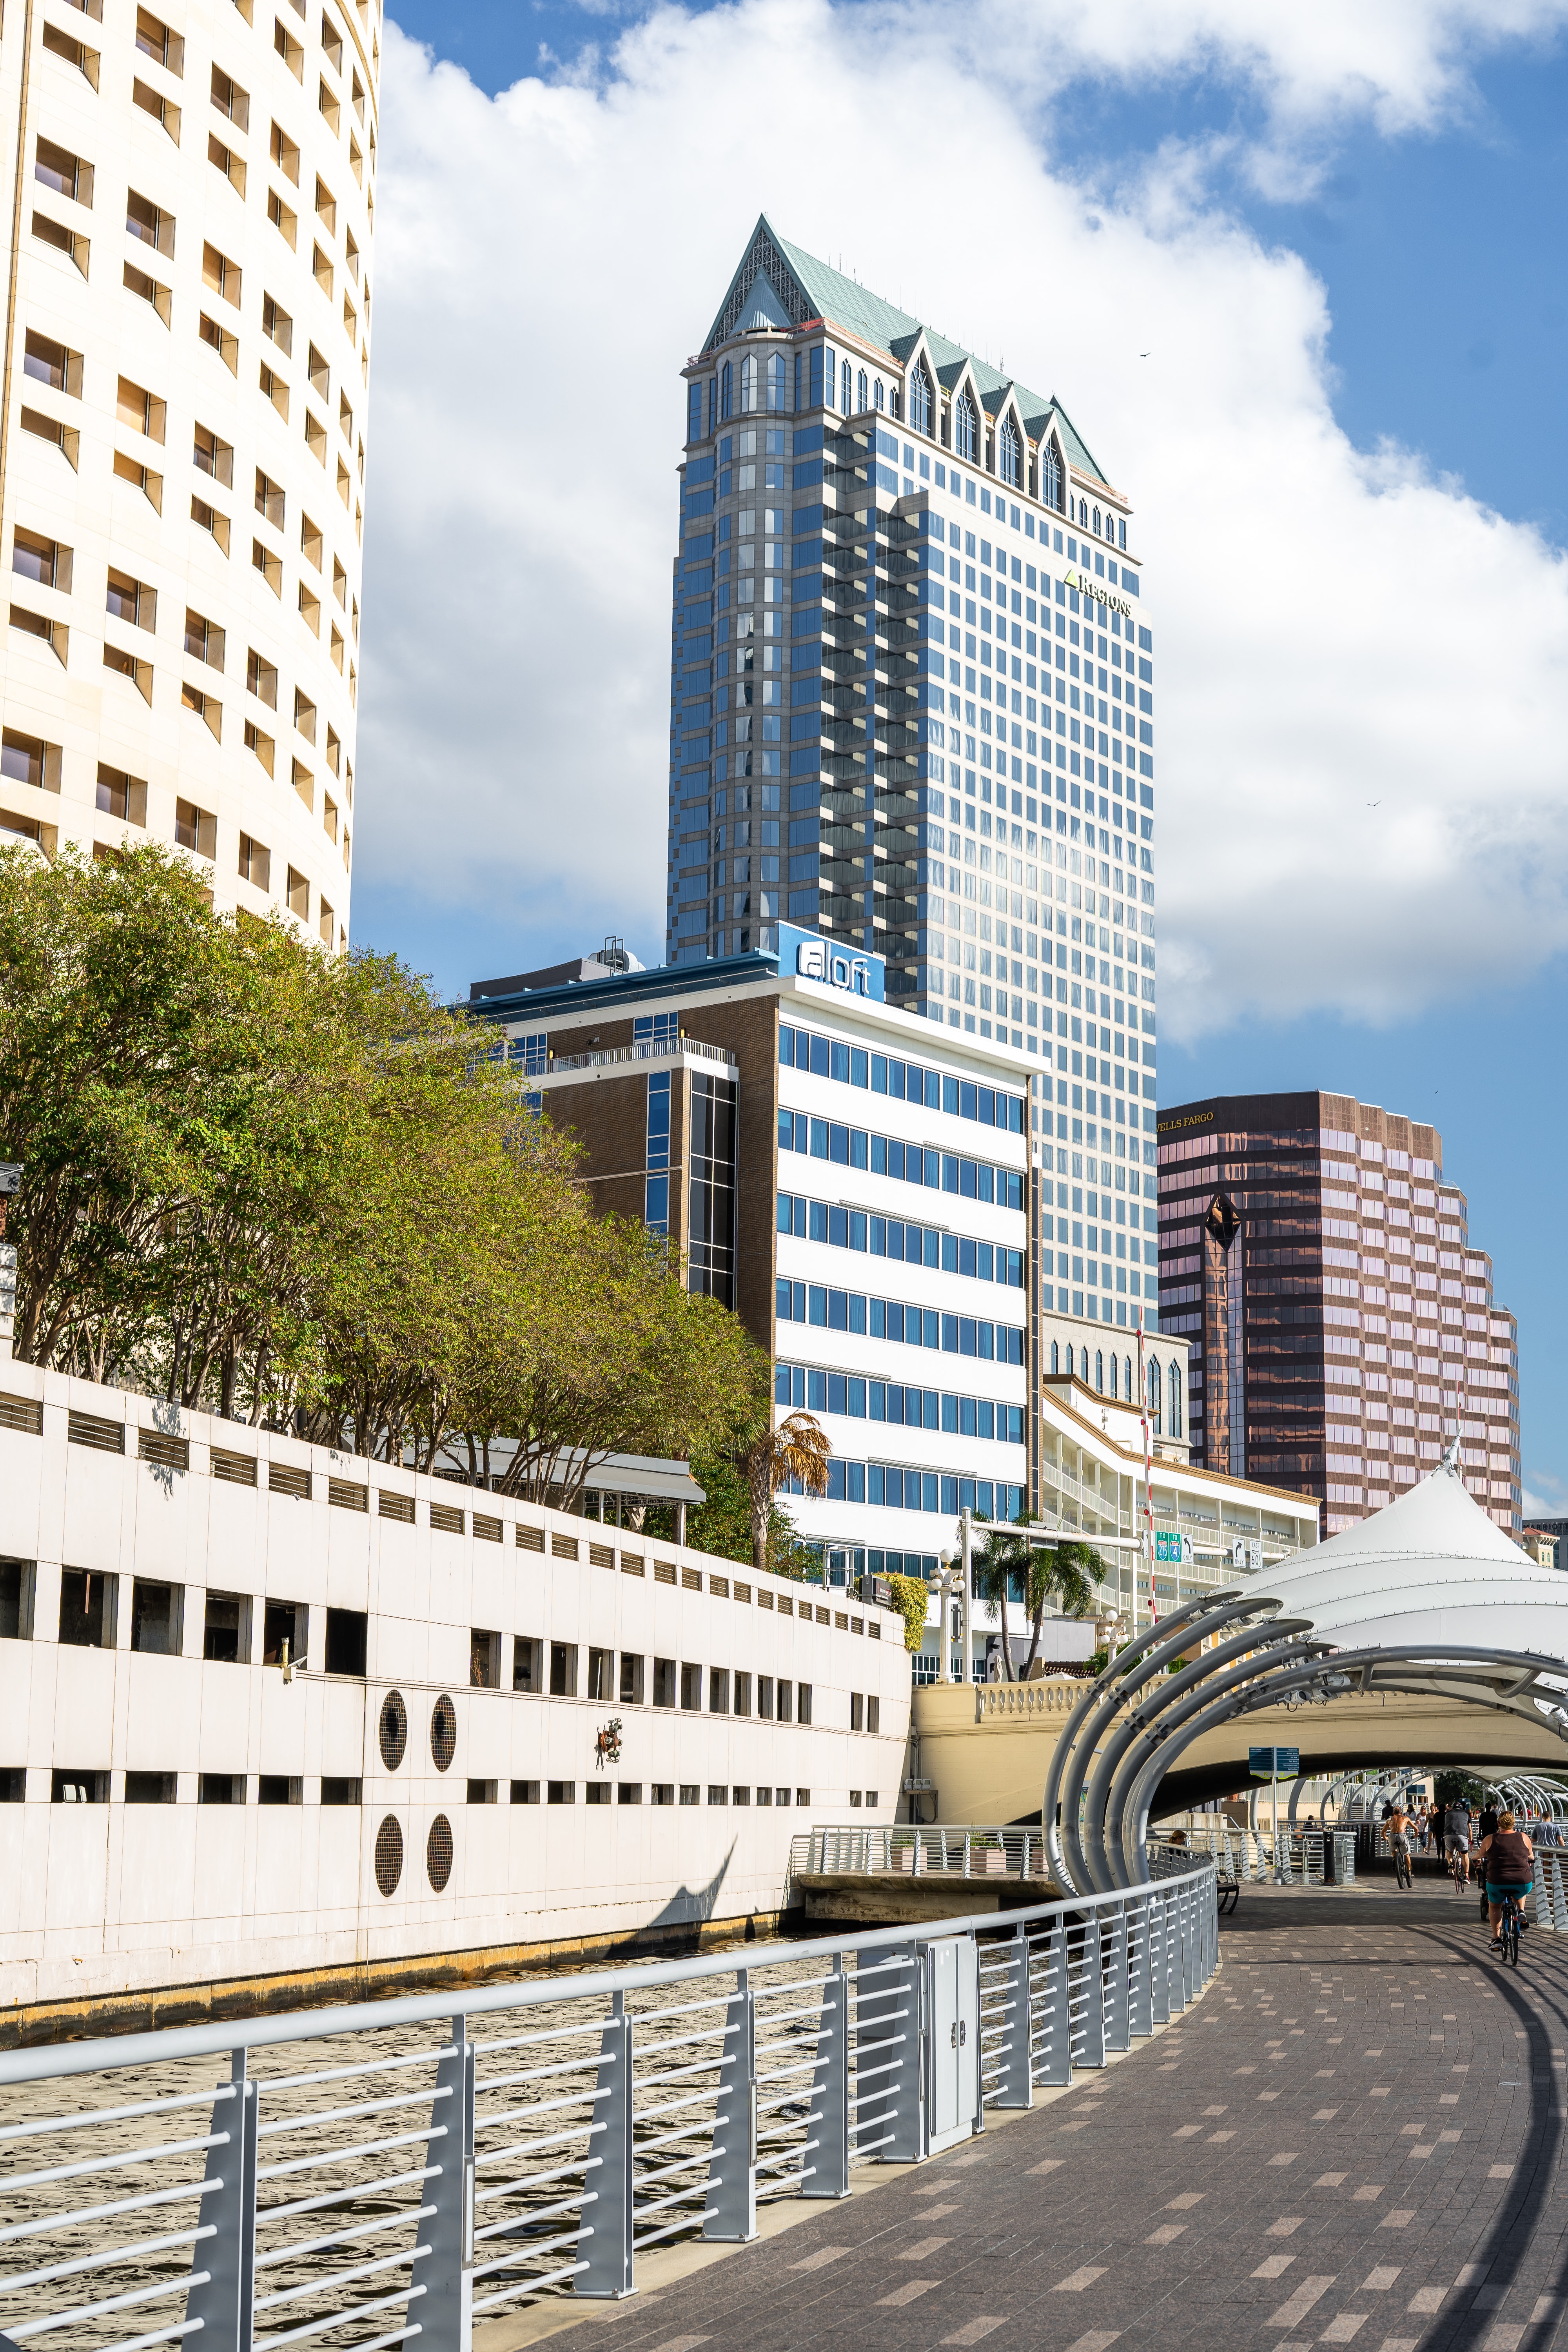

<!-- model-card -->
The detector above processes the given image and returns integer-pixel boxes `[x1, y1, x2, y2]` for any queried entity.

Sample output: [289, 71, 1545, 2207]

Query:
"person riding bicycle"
[1382, 1804, 1415, 1889]
[1445, 1798, 1474, 1886]
[1477, 1811, 1534, 1950]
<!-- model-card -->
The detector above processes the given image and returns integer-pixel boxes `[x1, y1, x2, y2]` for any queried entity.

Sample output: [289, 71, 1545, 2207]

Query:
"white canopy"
[1267, 1458, 1568, 1663]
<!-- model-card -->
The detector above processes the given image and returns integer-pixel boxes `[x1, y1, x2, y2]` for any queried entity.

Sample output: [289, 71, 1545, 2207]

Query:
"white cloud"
[1523, 1472, 1568, 1521]
[359, 0, 1568, 1025]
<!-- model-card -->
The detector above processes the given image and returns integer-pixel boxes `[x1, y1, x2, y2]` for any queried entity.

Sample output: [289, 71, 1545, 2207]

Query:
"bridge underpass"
[913, 1684, 1568, 1827]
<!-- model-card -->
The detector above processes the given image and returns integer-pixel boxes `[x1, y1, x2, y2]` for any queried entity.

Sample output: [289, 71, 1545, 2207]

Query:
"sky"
[350, 0, 1568, 1512]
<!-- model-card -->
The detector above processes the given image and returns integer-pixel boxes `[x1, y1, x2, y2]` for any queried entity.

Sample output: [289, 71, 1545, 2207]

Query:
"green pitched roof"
[702, 216, 1111, 490]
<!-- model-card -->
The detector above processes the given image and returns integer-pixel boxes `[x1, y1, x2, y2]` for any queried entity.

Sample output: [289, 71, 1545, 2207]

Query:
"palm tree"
[972, 1515, 1104, 1681]
[1020, 1539, 1102, 1680]
[971, 1517, 1033, 1681]
[737, 1408, 829, 1576]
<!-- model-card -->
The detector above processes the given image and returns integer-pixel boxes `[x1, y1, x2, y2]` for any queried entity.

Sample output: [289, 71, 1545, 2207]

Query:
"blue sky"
[356, 1, 1568, 1510]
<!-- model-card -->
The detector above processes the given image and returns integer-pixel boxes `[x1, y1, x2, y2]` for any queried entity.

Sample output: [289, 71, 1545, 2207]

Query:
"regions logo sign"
[1061, 567, 1134, 619]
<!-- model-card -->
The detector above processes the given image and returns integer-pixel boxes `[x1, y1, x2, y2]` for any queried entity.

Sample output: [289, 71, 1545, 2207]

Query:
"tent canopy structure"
[1043, 1450, 1568, 1895]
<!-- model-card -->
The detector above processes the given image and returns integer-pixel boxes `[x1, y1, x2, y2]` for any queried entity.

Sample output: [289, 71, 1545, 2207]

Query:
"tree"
[737, 1408, 830, 1576]
[0, 845, 763, 1492]
[971, 1513, 1103, 1682]
[1018, 1539, 1102, 1680]
[971, 1518, 1032, 1681]
[886, 1573, 931, 1654]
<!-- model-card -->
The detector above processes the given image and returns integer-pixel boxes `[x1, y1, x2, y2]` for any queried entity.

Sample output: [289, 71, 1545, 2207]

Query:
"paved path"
[573, 1886, 1568, 2352]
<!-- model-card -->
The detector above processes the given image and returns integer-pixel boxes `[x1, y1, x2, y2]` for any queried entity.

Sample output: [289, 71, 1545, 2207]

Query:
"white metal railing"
[793, 1825, 1055, 1880]
[1535, 1850, 1568, 1931]
[0, 1865, 1220, 2351]
[1157, 1824, 1357, 1888]
[543, 1038, 737, 1075]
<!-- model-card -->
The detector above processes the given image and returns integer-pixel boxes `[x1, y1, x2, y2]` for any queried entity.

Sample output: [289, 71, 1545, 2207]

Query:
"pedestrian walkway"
[501, 1886, 1568, 2352]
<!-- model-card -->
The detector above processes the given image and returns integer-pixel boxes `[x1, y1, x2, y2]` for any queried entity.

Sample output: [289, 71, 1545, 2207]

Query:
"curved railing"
[0, 1860, 1220, 2350]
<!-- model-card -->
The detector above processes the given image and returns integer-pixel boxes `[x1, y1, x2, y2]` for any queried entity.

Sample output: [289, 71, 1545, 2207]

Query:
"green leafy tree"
[0, 845, 761, 1493]
[887, 1572, 931, 1654]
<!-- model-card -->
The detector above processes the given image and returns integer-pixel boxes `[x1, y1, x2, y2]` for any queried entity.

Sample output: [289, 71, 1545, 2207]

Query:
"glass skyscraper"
[1157, 1090, 1522, 1535]
[668, 217, 1162, 1343]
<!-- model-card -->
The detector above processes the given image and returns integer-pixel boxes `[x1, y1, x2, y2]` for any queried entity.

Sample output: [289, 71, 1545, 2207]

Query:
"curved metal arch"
[1119, 1647, 1568, 1891]
[1080, 1617, 1316, 1891]
[1045, 1601, 1568, 1893]
[1106, 1637, 1324, 1888]
[1040, 1587, 1252, 1890]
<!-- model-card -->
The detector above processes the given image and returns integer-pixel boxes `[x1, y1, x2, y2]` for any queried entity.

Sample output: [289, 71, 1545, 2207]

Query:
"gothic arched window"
[840, 358, 852, 411]
[955, 390, 976, 461]
[1041, 439, 1063, 512]
[856, 368, 868, 412]
[766, 352, 787, 412]
[909, 363, 932, 436]
[1095, 1349, 1104, 1393]
[1169, 1359, 1183, 1439]
[720, 361, 732, 421]
[1149, 1358, 1163, 1436]
[873, 377, 884, 411]
[739, 355, 758, 414]
[999, 415, 1020, 487]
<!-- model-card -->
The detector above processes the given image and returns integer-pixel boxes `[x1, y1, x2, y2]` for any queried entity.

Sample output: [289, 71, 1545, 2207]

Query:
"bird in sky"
[1367, 799, 1381, 807]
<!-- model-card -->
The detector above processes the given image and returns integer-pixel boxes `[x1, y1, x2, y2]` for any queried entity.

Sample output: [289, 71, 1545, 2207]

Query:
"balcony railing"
[542, 1037, 737, 1076]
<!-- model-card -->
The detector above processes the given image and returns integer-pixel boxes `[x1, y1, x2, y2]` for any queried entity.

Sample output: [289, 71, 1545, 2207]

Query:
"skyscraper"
[668, 218, 1163, 1360]
[1157, 1090, 1521, 1535]
[0, 0, 377, 938]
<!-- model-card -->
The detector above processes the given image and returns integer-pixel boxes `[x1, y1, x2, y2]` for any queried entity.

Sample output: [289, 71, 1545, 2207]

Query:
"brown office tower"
[1157, 1092, 1521, 1537]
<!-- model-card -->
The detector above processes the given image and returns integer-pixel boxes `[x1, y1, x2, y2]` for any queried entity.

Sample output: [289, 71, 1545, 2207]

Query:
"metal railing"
[1159, 1824, 1357, 1887]
[1535, 1850, 1568, 1930]
[793, 1825, 1054, 1880]
[0, 1864, 1219, 2352]
[542, 1038, 737, 1075]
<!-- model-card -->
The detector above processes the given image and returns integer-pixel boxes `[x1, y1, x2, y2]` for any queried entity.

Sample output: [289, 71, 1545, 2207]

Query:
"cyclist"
[1445, 1798, 1474, 1890]
[1477, 1811, 1534, 1952]
[1382, 1803, 1415, 1889]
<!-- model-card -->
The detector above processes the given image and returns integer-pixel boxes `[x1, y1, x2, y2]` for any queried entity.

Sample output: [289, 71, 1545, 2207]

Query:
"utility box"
[922, 1934, 980, 2153]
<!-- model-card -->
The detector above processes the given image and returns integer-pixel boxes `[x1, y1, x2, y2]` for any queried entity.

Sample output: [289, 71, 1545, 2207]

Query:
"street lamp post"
[934, 1549, 955, 1686]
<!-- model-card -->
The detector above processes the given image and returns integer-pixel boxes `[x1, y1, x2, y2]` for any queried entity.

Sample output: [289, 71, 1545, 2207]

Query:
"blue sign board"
[777, 922, 886, 1005]
[1249, 1746, 1300, 1779]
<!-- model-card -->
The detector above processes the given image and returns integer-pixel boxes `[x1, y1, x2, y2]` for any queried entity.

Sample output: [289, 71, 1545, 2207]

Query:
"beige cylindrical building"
[0, 0, 377, 937]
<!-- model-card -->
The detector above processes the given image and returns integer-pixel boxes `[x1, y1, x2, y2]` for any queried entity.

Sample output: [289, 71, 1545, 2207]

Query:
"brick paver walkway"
[586, 1886, 1568, 2352]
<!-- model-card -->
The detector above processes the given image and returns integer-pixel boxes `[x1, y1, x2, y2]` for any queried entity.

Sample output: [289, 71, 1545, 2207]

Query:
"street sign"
[1249, 1746, 1300, 1779]
[1154, 1530, 1191, 1566]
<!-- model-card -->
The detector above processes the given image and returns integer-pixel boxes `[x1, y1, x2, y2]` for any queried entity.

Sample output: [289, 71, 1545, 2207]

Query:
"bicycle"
[1498, 1889, 1525, 1967]
[1450, 1842, 1470, 1894]
[1392, 1841, 1412, 1890]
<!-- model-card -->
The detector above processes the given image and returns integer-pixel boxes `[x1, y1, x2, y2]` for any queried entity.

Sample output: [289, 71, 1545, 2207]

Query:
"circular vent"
[374, 1814, 403, 1898]
[430, 1695, 456, 1771]
[378, 1691, 408, 1773]
[426, 1812, 454, 1893]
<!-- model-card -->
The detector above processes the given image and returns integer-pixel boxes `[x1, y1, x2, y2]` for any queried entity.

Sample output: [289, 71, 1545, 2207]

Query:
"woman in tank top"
[1477, 1811, 1535, 1948]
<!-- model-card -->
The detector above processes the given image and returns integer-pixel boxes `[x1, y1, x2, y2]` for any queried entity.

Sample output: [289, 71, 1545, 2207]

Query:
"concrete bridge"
[912, 1680, 1568, 1826]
